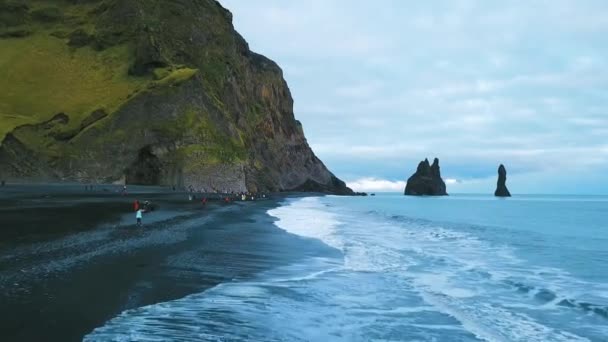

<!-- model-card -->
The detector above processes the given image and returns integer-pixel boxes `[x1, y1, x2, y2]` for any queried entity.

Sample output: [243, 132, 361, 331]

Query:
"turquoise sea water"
[87, 194, 608, 341]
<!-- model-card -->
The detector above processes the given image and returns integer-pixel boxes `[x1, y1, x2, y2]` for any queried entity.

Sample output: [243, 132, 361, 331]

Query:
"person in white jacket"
[136, 209, 144, 226]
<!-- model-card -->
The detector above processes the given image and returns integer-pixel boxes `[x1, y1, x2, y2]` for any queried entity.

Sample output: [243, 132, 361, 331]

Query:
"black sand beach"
[0, 185, 323, 342]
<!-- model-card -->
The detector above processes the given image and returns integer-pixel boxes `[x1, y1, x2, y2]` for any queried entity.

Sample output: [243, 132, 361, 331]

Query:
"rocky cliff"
[494, 164, 511, 197]
[404, 158, 448, 196]
[0, 0, 352, 194]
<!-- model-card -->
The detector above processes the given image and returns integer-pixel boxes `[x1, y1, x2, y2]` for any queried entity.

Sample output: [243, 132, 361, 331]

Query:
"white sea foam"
[419, 291, 590, 342]
[86, 195, 607, 342]
[267, 197, 343, 250]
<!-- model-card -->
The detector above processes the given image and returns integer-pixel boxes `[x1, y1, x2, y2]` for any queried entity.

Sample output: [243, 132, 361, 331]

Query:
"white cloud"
[347, 178, 406, 192]
[311, 142, 428, 159]
[347, 176, 460, 192]
[222, 0, 608, 193]
[335, 81, 384, 99]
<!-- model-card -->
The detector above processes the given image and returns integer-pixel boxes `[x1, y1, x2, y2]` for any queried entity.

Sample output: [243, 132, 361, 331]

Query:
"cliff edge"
[0, 0, 352, 194]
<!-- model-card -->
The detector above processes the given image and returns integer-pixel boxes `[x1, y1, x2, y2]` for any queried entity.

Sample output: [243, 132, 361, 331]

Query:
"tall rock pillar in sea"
[494, 164, 511, 197]
[404, 158, 448, 196]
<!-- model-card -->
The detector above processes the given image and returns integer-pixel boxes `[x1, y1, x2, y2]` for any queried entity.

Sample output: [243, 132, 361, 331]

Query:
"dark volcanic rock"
[494, 164, 511, 197]
[404, 158, 448, 196]
[290, 176, 354, 195]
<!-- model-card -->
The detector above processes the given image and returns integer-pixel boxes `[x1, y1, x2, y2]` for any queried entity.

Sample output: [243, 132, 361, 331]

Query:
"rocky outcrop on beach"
[404, 158, 448, 196]
[0, 0, 352, 194]
[494, 164, 511, 197]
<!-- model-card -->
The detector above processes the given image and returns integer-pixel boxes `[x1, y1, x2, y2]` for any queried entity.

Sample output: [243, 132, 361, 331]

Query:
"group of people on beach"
[127, 186, 269, 227]
[133, 200, 153, 227]
[187, 191, 266, 203]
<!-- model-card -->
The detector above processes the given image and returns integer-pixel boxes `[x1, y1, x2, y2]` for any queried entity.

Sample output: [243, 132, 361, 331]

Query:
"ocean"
[86, 194, 608, 341]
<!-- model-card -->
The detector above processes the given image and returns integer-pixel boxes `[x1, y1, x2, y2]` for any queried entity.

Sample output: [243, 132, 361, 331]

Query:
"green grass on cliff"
[0, 0, 252, 175]
[0, 31, 146, 142]
[150, 107, 247, 168]
[149, 68, 198, 88]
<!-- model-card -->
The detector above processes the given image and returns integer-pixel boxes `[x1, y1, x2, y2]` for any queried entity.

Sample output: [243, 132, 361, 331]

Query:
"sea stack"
[404, 158, 448, 196]
[494, 164, 511, 197]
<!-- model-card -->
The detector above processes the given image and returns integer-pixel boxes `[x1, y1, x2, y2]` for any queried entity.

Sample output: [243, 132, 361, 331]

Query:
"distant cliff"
[494, 164, 511, 197]
[404, 158, 448, 196]
[0, 0, 352, 194]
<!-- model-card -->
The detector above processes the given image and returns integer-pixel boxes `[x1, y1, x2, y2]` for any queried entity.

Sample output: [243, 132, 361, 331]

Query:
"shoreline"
[0, 185, 320, 341]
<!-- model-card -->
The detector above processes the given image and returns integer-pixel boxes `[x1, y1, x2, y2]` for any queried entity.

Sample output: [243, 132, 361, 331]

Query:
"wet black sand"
[0, 185, 326, 341]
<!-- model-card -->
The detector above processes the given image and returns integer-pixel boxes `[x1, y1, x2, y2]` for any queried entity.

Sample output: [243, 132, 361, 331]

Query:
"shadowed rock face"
[0, 0, 352, 195]
[404, 158, 448, 196]
[495, 164, 511, 197]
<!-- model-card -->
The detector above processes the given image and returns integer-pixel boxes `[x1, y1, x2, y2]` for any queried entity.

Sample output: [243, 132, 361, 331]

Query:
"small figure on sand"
[143, 200, 153, 211]
[136, 208, 144, 227]
[134, 200, 140, 212]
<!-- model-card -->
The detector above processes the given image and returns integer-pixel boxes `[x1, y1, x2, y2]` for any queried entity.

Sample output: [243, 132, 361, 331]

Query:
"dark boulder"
[67, 29, 92, 47]
[31, 7, 63, 22]
[404, 158, 448, 196]
[0, 28, 31, 38]
[80, 109, 108, 130]
[0, 2, 29, 27]
[494, 164, 511, 197]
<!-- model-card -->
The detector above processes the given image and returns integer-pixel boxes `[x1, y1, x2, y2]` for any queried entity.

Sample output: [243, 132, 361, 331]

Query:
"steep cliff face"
[0, 0, 352, 193]
[404, 158, 448, 196]
[495, 164, 511, 197]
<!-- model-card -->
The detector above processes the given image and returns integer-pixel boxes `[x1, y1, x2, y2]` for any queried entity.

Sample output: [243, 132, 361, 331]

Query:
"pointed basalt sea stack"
[495, 164, 511, 197]
[404, 158, 448, 196]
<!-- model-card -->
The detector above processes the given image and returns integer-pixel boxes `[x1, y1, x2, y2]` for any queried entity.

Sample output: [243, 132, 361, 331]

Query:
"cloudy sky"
[221, 0, 608, 194]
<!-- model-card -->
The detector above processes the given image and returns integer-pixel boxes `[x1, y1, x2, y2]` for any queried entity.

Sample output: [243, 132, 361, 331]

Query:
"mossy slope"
[0, 0, 352, 194]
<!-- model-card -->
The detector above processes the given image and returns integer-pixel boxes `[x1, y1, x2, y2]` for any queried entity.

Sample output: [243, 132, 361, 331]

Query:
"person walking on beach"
[136, 208, 144, 227]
